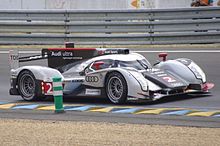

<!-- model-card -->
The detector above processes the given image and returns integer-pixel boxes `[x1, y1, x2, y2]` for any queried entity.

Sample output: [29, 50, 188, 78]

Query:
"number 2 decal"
[46, 83, 52, 93]
[43, 82, 53, 94]
[162, 76, 176, 83]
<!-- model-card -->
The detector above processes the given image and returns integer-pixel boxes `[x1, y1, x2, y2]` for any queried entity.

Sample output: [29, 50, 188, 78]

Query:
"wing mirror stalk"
[158, 53, 168, 61]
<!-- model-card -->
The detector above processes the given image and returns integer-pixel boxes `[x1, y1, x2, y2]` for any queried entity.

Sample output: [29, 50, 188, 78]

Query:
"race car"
[9, 47, 214, 104]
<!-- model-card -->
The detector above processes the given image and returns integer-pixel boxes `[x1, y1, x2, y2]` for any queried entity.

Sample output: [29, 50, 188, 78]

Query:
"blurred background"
[0, 0, 200, 10]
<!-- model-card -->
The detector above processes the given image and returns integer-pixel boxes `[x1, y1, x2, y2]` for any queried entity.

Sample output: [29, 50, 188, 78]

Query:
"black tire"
[17, 70, 38, 101]
[105, 72, 127, 104]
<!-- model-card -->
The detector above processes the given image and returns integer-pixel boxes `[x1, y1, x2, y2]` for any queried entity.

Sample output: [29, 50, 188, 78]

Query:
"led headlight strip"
[188, 61, 206, 83]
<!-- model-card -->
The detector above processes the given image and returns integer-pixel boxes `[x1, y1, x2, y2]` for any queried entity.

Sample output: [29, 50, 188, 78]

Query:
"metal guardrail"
[0, 7, 220, 45]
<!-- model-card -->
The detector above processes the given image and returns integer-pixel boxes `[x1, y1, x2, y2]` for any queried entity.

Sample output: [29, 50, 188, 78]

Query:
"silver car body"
[9, 48, 213, 102]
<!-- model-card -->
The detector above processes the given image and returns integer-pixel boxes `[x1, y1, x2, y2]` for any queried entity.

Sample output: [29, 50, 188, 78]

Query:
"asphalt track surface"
[0, 47, 220, 127]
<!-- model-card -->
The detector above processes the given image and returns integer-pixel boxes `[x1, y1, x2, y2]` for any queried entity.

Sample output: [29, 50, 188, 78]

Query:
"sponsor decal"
[63, 57, 82, 60]
[29, 56, 42, 60]
[157, 74, 167, 77]
[62, 51, 73, 57]
[85, 89, 101, 95]
[177, 58, 192, 66]
[170, 82, 184, 87]
[151, 70, 184, 86]
[162, 76, 176, 83]
[51, 51, 73, 57]
[9, 54, 19, 60]
[104, 50, 119, 54]
[151, 71, 165, 75]
[85, 76, 99, 82]
[50, 51, 82, 60]
[51, 51, 62, 56]
[150, 68, 160, 72]
[98, 49, 119, 55]
[71, 79, 84, 82]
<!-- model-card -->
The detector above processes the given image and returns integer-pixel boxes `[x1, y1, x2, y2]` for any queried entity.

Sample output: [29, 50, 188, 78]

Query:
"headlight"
[188, 62, 206, 83]
[129, 71, 148, 91]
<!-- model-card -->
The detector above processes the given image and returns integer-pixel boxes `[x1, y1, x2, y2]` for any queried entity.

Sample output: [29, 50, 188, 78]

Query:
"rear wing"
[9, 48, 129, 69]
[9, 50, 48, 70]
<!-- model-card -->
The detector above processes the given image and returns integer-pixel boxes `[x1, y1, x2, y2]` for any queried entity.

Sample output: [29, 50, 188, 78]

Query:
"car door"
[83, 59, 115, 88]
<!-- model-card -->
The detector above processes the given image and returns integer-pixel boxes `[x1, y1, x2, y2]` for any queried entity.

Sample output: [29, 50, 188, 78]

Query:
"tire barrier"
[0, 7, 220, 45]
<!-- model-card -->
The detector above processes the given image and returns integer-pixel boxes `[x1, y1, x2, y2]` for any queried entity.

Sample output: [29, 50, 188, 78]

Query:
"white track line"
[1, 50, 220, 54]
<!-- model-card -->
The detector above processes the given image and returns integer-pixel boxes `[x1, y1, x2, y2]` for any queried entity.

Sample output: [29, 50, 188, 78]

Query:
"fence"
[0, 7, 220, 45]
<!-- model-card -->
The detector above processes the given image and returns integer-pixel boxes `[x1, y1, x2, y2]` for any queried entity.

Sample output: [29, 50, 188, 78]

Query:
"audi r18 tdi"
[9, 47, 214, 104]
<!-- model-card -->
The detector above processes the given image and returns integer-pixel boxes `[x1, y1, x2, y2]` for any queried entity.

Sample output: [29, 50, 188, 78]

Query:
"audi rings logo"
[86, 76, 99, 82]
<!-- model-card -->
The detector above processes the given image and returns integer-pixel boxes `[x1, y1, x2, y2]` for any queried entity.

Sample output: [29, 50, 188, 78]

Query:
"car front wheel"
[106, 72, 127, 104]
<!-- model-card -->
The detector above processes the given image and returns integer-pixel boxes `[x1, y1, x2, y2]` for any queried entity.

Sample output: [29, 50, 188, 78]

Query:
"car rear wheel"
[18, 70, 38, 101]
[106, 72, 127, 104]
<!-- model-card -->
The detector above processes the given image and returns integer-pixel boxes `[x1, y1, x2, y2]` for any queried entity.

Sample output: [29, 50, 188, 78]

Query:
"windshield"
[58, 59, 91, 73]
[117, 59, 151, 70]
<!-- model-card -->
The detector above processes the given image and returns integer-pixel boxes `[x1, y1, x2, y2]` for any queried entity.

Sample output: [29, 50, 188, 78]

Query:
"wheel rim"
[107, 76, 123, 101]
[19, 74, 35, 98]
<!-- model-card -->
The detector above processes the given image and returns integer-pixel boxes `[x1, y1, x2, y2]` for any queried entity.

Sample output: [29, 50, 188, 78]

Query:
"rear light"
[41, 82, 44, 94]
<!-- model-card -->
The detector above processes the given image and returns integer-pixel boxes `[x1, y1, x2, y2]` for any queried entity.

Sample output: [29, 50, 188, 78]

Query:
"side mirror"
[158, 53, 168, 61]
[92, 61, 104, 70]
